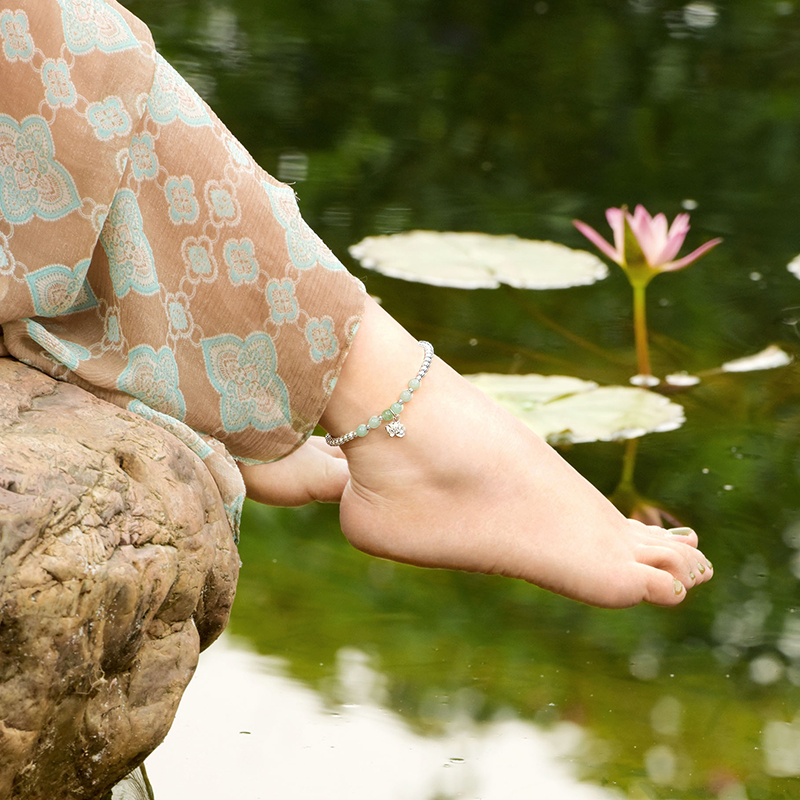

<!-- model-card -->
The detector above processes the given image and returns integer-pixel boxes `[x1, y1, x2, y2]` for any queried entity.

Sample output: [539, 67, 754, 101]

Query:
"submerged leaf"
[349, 231, 609, 289]
[721, 345, 793, 373]
[468, 373, 685, 444]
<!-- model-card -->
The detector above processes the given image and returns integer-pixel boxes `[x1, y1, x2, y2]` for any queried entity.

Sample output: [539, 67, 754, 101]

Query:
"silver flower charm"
[386, 419, 406, 438]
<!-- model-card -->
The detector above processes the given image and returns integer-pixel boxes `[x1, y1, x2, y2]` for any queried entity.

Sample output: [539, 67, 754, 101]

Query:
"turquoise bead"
[356, 424, 369, 437]
[408, 378, 421, 391]
[381, 409, 394, 421]
[391, 402, 403, 415]
[368, 416, 381, 429]
[400, 390, 413, 403]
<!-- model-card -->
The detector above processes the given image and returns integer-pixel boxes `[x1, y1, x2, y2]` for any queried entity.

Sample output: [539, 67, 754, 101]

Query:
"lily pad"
[349, 231, 609, 290]
[721, 345, 793, 373]
[467, 373, 685, 444]
[465, 373, 599, 404]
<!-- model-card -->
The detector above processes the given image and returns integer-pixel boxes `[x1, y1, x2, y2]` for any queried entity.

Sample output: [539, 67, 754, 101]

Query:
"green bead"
[381, 409, 394, 421]
[408, 378, 421, 391]
[368, 416, 381, 429]
[400, 390, 413, 403]
[391, 402, 403, 415]
[356, 424, 369, 437]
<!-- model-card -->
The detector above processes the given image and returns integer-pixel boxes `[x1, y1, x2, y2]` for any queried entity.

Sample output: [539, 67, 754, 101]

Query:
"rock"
[0, 357, 240, 800]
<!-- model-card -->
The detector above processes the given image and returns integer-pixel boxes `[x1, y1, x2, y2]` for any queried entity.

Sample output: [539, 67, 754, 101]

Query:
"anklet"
[325, 340, 434, 447]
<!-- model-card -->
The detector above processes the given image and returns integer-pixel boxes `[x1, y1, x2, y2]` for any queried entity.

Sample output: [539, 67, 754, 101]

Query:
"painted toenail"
[667, 527, 694, 536]
[698, 563, 706, 574]
[689, 571, 696, 580]
[673, 579, 684, 594]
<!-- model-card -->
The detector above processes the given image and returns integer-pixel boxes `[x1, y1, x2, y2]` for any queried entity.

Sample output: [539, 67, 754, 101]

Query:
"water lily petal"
[630, 205, 652, 227]
[649, 212, 674, 264]
[629, 205, 656, 235]
[650, 213, 669, 247]
[640, 211, 671, 265]
[573, 219, 621, 264]
[626, 206, 662, 266]
[667, 213, 691, 239]
[657, 214, 691, 264]
[663, 237, 722, 271]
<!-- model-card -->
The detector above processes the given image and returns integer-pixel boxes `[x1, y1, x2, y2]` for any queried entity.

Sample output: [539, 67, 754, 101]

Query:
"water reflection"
[121, 0, 800, 796]
[146, 634, 621, 800]
[764, 718, 800, 777]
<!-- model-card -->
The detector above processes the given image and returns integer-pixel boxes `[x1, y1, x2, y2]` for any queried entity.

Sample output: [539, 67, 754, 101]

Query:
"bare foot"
[238, 436, 349, 506]
[322, 298, 712, 609]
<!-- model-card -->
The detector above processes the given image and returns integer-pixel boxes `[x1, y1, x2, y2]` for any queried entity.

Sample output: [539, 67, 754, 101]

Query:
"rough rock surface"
[0, 357, 240, 800]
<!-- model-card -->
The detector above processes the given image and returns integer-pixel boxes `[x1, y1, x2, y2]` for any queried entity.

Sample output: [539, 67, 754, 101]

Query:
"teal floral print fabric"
[0, 115, 82, 223]
[201, 333, 291, 433]
[0, 0, 366, 537]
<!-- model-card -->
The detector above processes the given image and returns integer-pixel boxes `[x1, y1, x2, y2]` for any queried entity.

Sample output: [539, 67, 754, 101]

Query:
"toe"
[636, 543, 690, 574]
[640, 522, 700, 548]
[637, 541, 714, 589]
[693, 554, 714, 583]
[641, 564, 688, 606]
[665, 525, 700, 548]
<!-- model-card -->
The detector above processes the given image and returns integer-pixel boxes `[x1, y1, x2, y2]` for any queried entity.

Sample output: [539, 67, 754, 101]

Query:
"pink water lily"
[572, 205, 722, 380]
[573, 205, 722, 273]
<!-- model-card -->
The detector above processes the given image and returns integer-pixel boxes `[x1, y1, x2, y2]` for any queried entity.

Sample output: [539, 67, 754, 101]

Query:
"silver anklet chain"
[325, 341, 434, 447]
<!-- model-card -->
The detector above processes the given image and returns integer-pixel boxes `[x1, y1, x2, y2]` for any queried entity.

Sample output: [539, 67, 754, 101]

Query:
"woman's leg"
[313, 297, 712, 609]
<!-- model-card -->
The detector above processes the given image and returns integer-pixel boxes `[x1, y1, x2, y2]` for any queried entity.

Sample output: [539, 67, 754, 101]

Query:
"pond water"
[119, 1, 800, 797]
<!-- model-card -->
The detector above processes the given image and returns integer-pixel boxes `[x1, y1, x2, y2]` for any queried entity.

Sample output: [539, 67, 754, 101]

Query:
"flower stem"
[619, 437, 639, 489]
[609, 438, 640, 516]
[632, 280, 651, 377]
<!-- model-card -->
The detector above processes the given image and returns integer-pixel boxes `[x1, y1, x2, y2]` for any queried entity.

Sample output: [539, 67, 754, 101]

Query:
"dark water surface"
[121, 1, 800, 797]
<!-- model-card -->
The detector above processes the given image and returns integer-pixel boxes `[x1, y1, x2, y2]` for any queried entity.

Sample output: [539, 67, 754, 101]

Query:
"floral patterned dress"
[0, 0, 366, 534]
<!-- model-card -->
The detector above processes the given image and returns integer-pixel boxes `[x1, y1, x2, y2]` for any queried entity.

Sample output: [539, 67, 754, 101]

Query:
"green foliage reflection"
[120, 0, 800, 796]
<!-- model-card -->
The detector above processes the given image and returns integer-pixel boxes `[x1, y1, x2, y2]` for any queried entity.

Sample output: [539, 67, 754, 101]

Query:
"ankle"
[344, 359, 504, 496]
[320, 297, 425, 441]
